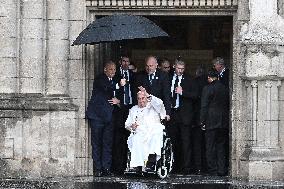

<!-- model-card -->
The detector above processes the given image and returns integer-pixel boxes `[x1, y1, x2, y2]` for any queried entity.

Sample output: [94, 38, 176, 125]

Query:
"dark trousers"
[111, 106, 131, 174]
[90, 116, 113, 171]
[168, 109, 192, 173]
[191, 126, 205, 171]
[205, 128, 227, 175]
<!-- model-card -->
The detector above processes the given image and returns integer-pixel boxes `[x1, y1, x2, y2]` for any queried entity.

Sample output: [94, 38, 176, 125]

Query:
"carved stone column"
[46, 0, 70, 95]
[0, 1, 18, 93]
[19, 0, 44, 93]
[240, 78, 284, 181]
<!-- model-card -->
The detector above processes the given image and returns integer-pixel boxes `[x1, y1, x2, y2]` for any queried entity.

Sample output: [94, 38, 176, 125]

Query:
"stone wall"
[0, 0, 89, 178]
[0, 94, 78, 178]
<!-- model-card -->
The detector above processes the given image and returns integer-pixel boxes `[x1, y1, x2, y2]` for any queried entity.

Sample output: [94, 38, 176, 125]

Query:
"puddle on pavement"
[78, 182, 230, 189]
[0, 176, 283, 189]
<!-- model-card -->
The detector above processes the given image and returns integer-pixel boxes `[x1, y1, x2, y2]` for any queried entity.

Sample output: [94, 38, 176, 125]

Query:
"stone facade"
[232, 0, 284, 181]
[0, 0, 283, 181]
[0, 0, 90, 178]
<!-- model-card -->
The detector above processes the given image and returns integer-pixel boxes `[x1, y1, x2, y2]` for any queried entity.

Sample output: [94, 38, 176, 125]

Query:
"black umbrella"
[72, 14, 169, 45]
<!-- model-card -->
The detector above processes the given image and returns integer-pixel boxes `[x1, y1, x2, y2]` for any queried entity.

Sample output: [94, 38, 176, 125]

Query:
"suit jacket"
[200, 80, 229, 130]
[135, 69, 171, 115]
[192, 74, 208, 126]
[170, 73, 198, 125]
[113, 68, 136, 107]
[219, 68, 229, 88]
[86, 73, 120, 123]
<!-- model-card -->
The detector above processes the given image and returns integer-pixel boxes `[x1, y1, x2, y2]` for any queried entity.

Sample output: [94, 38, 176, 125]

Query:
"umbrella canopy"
[72, 14, 169, 45]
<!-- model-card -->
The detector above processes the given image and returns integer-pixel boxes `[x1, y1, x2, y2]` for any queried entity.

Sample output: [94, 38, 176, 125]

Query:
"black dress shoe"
[129, 166, 141, 172]
[171, 168, 181, 174]
[102, 169, 114, 176]
[217, 172, 227, 176]
[145, 155, 156, 172]
[128, 166, 143, 175]
[194, 169, 202, 175]
[93, 170, 102, 177]
[182, 168, 195, 175]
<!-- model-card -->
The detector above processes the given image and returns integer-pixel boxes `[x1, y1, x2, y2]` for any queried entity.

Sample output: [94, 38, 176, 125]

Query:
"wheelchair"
[124, 127, 174, 179]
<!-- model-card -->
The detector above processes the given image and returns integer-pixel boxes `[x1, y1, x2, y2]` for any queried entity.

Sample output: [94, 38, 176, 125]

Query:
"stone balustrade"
[86, 0, 238, 8]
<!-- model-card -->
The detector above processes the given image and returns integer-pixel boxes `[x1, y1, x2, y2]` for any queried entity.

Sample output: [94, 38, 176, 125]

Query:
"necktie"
[124, 71, 130, 105]
[172, 76, 179, 108]
[149, 74, 154, 85]
[109, 78, 113, 85]
[109, 78, 115, 97]
[124, 71, 128, 80]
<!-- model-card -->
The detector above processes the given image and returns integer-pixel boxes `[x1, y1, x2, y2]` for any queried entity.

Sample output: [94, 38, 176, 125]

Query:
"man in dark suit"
[213, 57, 229, 88]
[158, 58, 172, 73]
[192, 66, 208, 174]
[112, 55, 136, 175]
[168, 59, 198, 174]
[86, 61, 125, 177]
[212, 57, 230, 171]
[135, 56, 171, 119]
[200, 70, 229, 176]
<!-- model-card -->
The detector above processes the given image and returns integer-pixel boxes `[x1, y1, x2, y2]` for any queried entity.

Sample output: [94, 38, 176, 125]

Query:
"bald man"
[135, 56, 171, 120]
[86, 61, 124, 177]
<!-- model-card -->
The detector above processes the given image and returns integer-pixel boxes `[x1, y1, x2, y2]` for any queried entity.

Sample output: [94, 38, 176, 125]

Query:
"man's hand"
[165, 115, 170, 121]
[175, 86, 183, 95]
[108, 97, 120, 105]
[200, 122, 206, 131]
[120, 78, 127, 87]
[131, 123, 139, 131]
[138, 86, 149, 97]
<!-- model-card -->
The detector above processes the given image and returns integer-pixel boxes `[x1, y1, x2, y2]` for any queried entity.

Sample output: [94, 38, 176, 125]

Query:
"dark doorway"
[110, 16, 232, 75]
[92, 15, 233, 176]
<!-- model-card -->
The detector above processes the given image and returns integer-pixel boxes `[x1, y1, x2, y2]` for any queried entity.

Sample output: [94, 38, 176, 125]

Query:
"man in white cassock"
[125, 87, 166, 170]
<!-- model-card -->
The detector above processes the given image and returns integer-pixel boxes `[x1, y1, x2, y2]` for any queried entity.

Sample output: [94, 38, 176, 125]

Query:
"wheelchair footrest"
[143, 166, 157, 174]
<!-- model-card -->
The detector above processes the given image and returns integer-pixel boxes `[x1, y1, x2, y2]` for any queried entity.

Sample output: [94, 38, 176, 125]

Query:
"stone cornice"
[0, 94, 78, 111]
[240, 75, 284, 81]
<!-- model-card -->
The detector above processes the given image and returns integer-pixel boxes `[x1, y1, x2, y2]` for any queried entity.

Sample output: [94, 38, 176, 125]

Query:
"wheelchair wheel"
[157, 137, 174, 179]
[157, 165, 168, 179]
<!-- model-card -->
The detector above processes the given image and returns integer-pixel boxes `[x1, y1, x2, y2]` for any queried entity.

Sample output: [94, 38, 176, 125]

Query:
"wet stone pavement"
[0, 175, 283, 189]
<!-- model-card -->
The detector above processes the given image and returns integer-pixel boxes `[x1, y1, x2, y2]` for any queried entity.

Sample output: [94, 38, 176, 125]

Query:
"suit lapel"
[144, 73, 151, 87]
[152, 71, 159, 87]
[180, 74, 185, 87]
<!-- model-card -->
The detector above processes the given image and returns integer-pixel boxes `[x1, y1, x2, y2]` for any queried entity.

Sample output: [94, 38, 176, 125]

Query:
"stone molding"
[0, 94, 78, 112]
[0, 93, 79, 178]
